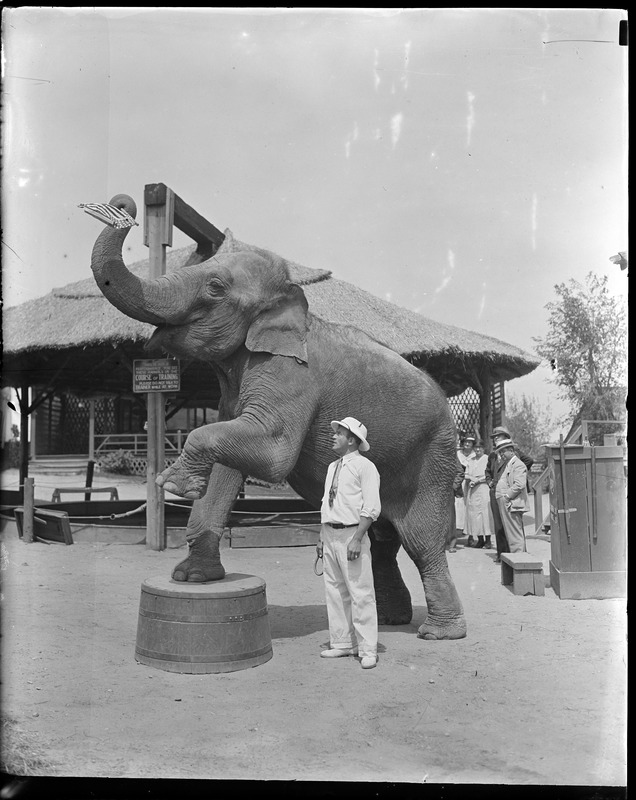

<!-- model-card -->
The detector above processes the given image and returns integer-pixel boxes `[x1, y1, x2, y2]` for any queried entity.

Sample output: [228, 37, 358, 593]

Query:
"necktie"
[328, 459, 343, 508]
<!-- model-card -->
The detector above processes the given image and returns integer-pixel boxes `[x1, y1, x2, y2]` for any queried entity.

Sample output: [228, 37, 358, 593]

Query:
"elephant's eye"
[206, 278, 227, 298]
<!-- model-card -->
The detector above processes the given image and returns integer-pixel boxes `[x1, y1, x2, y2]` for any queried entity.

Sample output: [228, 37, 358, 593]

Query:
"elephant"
[89, 194, 466, 640]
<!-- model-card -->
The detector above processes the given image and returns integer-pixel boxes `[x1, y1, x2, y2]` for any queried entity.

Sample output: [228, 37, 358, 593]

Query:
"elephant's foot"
[378, 609, 413, 626]
[415, 566, 467, 640]
[417, 615, 467, 640]
[377, 591, 413, 625]
[172, 533, 225, 582]
[156, 451, 213, 499]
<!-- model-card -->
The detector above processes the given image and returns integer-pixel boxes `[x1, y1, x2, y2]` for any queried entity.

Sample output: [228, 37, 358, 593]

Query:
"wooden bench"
[501, 552, 545, 596]
[52, 486, 119, 503]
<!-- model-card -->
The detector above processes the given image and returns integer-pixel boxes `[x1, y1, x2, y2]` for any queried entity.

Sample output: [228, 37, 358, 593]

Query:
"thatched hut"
[2, 234, 539, 471]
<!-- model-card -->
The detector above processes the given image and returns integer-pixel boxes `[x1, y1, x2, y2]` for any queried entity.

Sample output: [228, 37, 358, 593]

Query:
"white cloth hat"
[330, 417, 370, 452]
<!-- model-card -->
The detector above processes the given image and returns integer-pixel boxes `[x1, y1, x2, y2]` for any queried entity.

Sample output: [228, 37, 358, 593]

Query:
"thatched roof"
[2, 233, 538, 401]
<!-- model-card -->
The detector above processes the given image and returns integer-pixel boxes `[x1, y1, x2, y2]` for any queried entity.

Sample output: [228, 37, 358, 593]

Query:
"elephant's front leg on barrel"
[156, 425, 219, 500]
[160, 417, 303, 583]
[171, 464, 244, 583]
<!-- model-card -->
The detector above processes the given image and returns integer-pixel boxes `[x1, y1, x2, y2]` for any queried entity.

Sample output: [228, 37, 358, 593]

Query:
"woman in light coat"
[464, 440, 494, 548]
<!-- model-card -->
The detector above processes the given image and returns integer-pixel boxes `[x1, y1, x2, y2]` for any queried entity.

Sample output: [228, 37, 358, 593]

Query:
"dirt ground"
[0, 472, 627, 787]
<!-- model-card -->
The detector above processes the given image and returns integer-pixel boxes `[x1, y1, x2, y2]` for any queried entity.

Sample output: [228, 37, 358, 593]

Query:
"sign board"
[133, 359, 181, 393]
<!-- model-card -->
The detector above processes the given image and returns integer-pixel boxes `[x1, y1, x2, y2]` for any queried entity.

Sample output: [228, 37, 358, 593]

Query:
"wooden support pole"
[29, 411, 37, 462]
[143, 191, 173, 551]
[85, 460, 95, 502]
[478, 369, 493, 445]
[23, 477, 35, 543]
[146, 392, 166, 550]
[88, 399, 96, 461]
[18, 382, 30, 489]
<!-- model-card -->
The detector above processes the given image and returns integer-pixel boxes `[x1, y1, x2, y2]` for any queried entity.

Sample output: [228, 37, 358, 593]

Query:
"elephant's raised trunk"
[90, 194, 191, 326]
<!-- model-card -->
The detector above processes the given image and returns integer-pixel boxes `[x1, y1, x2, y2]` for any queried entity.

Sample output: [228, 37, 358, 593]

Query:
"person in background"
[457, 434, 477, 545]
[464, 439, 494, 549]
[485, 426, 534, 563]
[446, 455, 466, 553]
[494, 438, 530, 553]
[317, 416, 381, 670]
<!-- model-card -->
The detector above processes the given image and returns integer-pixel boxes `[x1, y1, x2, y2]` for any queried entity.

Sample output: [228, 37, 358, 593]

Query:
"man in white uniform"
[317, 417, 381, 670]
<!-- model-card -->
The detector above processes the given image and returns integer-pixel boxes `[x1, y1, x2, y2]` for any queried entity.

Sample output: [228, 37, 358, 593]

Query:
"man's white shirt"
[320, 451, 381, 525]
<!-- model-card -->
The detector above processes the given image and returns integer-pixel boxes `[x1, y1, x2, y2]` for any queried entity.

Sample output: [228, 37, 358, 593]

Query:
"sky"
[2, 7, 629, 433]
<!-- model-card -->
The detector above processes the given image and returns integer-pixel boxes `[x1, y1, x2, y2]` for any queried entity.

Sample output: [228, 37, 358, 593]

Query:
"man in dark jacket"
[485, 426, 533, 562]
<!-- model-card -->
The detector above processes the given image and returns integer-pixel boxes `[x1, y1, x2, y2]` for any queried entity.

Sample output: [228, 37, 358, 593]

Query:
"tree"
[534, 271, 627, 444]
[505, 394, 554, 467]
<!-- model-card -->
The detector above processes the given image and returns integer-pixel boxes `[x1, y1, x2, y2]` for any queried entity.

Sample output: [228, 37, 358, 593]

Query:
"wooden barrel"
[135, 573, 273, 674]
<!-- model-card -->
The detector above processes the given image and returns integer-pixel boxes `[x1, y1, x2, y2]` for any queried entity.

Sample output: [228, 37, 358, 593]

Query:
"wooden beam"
[145, 183, 225, 253]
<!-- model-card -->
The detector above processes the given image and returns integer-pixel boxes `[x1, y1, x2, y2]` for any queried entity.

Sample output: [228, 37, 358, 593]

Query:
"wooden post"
[85, 460, 95, 502]
[29, 409, 36, 462]
[477, 369, 492, 445]
[23, 477, 35, 543]
[88, 399, 96, 461]
[144, 186, 173, 551]
[582, 420, 590, 444]
[18, 381, 30, 489]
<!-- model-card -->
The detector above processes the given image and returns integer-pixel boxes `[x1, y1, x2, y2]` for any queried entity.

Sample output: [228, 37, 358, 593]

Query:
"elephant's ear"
[216, 229, 239, 254]
[246, 284, 309, 363]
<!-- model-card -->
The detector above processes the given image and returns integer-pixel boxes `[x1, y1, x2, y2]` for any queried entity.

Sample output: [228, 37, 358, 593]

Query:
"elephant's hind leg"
[397, 495, 467, 641]
[415, 565, 467, 640]
[370, 520, 413, 625]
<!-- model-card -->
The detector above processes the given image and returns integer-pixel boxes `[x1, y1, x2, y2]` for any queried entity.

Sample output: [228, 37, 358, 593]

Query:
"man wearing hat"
[485, 426, 533, 562]
[317, 417, 381, 670]
[493, 438, 530, 552]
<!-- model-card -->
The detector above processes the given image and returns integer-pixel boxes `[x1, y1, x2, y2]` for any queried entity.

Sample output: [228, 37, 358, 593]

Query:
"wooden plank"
[533, 573, 545, 597]
[501, 552, 543, 570]
[549, 448, 592, 573]
[15, 507, 73, 545]
[229, 525, 320, 549]
[173, 193, 225, 251]
[589, 451, 627, 573]
[500, 562, 513, 587]
[512, 571, 535, 596]
[52, 486, 119, 502]
[550, 561, 626, 600]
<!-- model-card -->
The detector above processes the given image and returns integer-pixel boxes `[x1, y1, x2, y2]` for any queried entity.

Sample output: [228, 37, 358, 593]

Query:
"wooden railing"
[94, 431, 185, 456]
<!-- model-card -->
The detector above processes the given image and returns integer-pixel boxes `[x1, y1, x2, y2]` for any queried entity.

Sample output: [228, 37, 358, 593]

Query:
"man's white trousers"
[321, 524, 378, 658]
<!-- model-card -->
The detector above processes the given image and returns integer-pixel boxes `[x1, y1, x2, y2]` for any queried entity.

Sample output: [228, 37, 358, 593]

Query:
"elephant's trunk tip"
[79, 194, 138, 229]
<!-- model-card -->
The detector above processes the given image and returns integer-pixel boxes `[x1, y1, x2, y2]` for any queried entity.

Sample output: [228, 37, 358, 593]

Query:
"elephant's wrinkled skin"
[89, 195, 466, 640]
